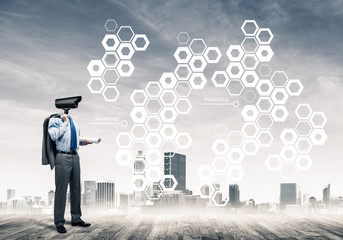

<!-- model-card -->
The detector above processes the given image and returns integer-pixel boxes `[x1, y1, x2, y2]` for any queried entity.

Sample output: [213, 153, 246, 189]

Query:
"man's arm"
[48, 115, 69, 141]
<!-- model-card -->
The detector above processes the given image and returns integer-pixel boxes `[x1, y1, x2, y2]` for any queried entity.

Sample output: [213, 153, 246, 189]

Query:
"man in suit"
[48, 113, 91, 233]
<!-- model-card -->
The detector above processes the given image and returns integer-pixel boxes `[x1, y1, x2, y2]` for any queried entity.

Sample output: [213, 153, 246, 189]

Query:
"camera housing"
[55, 96, 82, 114]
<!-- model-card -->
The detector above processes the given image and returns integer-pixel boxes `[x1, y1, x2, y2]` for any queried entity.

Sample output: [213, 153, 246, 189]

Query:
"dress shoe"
[71, 220, 91, 227]
[56, 225, 67, 233]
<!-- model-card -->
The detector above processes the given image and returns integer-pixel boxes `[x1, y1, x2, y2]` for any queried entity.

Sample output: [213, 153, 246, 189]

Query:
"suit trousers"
[54, 153, 82, 227]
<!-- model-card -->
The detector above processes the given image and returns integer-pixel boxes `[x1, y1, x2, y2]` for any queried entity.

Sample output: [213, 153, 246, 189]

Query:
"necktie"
[69, 116, 77, 152]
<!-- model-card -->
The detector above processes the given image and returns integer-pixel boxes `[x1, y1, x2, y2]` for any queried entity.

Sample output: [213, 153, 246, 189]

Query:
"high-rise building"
[7, 189, 16, 201]
[229, 184, 240, 207]
[48, 190, 55, 206]
[323, 184, 330, 207]
[280, 183, 297, 208]
[164, 152, 186, 192]
[133, 150, 147, 206]
[84, 181, 96, 207]
[96, 181, 115, 211]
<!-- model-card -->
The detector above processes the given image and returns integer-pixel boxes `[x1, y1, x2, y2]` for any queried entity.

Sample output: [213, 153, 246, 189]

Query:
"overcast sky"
[1, 0, 343, 203]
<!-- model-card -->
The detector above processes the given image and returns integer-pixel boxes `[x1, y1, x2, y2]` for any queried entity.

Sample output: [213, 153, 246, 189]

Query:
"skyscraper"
[323, 184, 330, 207]
[280, 183, 297, 208]
[96, 181, 115, 211]
[229, 184, 240, 207]
[84, 181, 96, 207]
[164, 152, 186, 192]
[7, 189, 16, 201]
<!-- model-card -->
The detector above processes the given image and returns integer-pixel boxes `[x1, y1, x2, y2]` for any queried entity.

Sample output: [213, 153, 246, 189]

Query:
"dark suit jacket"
[42, 114, 60, 170]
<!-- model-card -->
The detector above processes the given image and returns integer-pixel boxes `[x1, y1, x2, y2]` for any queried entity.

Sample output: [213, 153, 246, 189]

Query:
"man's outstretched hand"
[83, 139, 93, 145]
[62, 114, 69, 123]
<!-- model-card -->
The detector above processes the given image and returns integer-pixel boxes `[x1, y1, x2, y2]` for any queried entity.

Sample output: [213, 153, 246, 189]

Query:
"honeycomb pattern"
[87, 19, 150, 102]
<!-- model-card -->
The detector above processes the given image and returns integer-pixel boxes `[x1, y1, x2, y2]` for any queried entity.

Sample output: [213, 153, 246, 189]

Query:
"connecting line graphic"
[200, 101, 239, 107]
[89, 120, 128, 127]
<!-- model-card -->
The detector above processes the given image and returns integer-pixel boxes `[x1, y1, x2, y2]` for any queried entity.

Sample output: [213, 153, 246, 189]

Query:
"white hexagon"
[160, 124, 178, 141]
[241, 71, 259, 87]
[211, 139, 230, 155]
[212, 157, 230, 173]
[286, 79, 304, 96]
[295, 104, 313, 120]
[271, 105, 289, 122]
[227, 165, 245, 182]
[174, 47, 192, 64]
[174, 81, 192, 97]
[256, 97, 274, 113]
[130, 157, 148, 175]
[226, 62, 244, 78]
[211, 71, 230, 88]
[280, 146, 298, 163]
[87, 77, 105, 94]
[159, 72, 178, 89]
[257, 131, 273, 147]
[295, 155, 313, 171]
[160, 142, 178, 157]
[145, 132, 163, 149]
[310, 112, 327, 128]
[199, 183, 215, 198]
[189, 38, 207, 55]
[130, 107, 148, 123]
[241, 105, 259, 122]
[132, 34, 150, 51]
[243, 90, 257, 103]
[130, 124, 148, 140]
[197, 165, 215, 182]
[295, 121, 313, 136]
[271, 71, 289, 87]
[310, 129, 327, 145]
[242, 122, 259, 138]
[105, 19, 118, 32]
[259, 64, 272, 77]
[226, 45, 244, 61]
[175, 132, 192, 149]
[204, 47, 222, 63]
[102, 69, 120, 85]
[87, 60, 105, 77]
[256, 28, 274, 44]
[227, 148, 244, 164]
[241, 20, 259, 36]
[117, 60, 135, 77]
[271, 88, 289, 105]
[295, 138, 313, 154]
[102, 86, 120, 102]
[160, 174, 178, 191]
[116, 132, 133, 148]
[130, 175, 148, 191]
[189, 73, 207, 89]
[145, 115, 163, 131]
[256, 79, 274, 96]
[265, 155, 282, 171]
[130, 90, 148, 106]
[145, 98, 163, 114]
[241, 37, 259, 53]
[101, 34, 120, 51]
[256, 45, 274, 62]
[174, 64, 192, 80]
[145, 166, 163, 184]
[145, 149, 163, 165]
[101, 52, 120, 68]
[130, 141, 148, 157]
[159, 90, 178, 106]
[227, 131, 245, 147]
[280, 129, 298, 145]
[145, 81, 163, 97]
[211, 190, 229, 207]
[117, 43, 135, 60]
[242, 139, 259, 156]
[280, 163, 298, 179]
[175, 98, 192, 114]
[177, 32, 190, 44]
[115, 149, 134, 166]
[117, 26, 135, 42]
[144, 182, 163, 200]
[189, 55, 207, 72]
[160, 106, 178, 123]
[241, 54, 259, 70]
[226, 79, 244, 96]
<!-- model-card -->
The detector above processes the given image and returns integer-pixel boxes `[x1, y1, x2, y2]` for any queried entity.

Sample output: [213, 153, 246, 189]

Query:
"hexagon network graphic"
[88, 19, 327, 207]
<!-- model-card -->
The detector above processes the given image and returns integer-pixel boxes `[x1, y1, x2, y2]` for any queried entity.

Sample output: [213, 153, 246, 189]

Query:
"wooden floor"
[1, 213, 343, 239]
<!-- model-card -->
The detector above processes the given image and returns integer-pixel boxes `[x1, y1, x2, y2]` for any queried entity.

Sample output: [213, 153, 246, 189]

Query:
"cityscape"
[1, 152, 342, 215]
